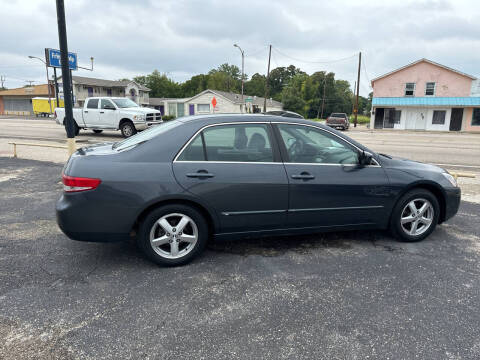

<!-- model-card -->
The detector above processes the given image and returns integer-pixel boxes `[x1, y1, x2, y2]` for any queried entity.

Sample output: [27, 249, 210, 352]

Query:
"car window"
[178, 124, 274, 162]
[277, 124, 359, 165]
[87, 99, 99, 109]
[330, 113, 346, 119]
[176, 134, 205, 161]
[100, 99, 115, 109]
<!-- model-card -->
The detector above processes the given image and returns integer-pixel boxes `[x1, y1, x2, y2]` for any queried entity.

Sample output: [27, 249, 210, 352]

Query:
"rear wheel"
[120, 121, 137, 138]
[390, 189, 440, 242]
[137, 204, 208, 266]
[93, 129, 103, 134]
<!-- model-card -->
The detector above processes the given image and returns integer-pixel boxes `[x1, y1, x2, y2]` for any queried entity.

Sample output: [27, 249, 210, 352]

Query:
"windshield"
[330, 113, 346, 118]
[112, 98, 139, 108]
[112, 120, 182, 151]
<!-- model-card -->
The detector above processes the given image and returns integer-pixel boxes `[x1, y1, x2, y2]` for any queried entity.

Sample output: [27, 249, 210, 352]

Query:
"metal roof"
[372, 97, 480, 107]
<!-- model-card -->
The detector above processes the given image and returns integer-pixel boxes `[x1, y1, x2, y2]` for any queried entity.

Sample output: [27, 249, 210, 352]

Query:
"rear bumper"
[443, 187, 461, 222]
[326, 122, 348, 128]
[134, 120, 162, 131]
[56, 193, 131, 242]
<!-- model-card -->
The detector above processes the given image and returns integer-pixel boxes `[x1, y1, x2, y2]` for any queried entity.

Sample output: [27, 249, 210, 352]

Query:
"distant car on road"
[55, 97, 162, 137]
[326, 112, 350, 130]
[56, 114, 460, 266]
[264, 110, 304, 119]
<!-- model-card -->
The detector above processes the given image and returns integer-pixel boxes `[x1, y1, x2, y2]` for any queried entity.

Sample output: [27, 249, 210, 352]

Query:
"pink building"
[370, 59, 480, 132]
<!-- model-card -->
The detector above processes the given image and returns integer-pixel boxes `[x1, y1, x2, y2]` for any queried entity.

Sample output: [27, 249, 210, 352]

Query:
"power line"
[245, 46, 268, 57]
[362, 54, 372, 89]
[272, 47, 357, 64]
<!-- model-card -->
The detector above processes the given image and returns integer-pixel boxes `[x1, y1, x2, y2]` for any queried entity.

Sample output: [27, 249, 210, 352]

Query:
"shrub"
[162, 115, 175, 121]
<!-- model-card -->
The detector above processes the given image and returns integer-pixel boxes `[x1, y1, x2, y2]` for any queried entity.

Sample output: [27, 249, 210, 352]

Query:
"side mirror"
[359, 150, 373, 166]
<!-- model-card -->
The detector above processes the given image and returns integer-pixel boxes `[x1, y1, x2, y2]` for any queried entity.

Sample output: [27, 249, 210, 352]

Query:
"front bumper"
[134, 120, 163, 131]
[443, 187, 461, 222]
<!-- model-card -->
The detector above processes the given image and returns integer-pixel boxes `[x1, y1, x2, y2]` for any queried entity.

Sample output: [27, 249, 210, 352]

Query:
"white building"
[149, 89, 283, 117]
[58, 76, 150, 107]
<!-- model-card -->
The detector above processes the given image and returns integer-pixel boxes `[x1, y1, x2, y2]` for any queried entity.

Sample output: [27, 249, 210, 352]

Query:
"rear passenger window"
[177, 124, 274, 162]
[87, 99, 99, 109]
[177, 134, 205, 161]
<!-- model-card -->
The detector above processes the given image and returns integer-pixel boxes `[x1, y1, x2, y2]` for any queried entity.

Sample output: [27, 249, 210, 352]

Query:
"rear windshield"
[112, 120, 182, 151]
[330, 113, 346, 118]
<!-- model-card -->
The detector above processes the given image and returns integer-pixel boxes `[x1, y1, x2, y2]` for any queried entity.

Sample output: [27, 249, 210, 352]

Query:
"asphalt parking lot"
[1, 157, 480, 359]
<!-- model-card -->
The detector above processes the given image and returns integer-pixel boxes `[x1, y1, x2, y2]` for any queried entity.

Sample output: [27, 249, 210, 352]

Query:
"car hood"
[379, 154, 445, 173]
[119, 107, 160, 114]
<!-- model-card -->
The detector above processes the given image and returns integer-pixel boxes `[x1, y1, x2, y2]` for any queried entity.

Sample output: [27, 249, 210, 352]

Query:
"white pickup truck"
[55, 97, 162, 137]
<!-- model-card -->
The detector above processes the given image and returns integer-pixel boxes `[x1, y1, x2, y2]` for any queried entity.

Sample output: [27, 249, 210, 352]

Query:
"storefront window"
[472, 108, 480, 126]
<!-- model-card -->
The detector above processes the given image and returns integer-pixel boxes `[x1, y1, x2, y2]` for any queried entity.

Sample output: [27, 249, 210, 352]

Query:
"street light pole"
[234, 44, 244, 113]
[28, 55, 52, 115]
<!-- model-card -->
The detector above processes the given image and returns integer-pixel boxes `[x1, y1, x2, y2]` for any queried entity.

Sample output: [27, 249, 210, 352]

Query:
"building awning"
[372, 97, 480, 107]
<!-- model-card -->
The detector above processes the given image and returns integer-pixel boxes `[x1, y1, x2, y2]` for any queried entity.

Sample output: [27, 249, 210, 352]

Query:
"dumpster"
[32, 97, 64, 117]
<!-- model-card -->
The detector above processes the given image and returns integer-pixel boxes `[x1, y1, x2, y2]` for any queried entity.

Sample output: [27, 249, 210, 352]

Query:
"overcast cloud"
[0, 0, 479, 95]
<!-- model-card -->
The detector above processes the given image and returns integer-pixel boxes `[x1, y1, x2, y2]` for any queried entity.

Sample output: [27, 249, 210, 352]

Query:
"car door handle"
[100, 111, 104, 114]
[186, 172, 214, 178]
[291, 172, 315, 180]
[84, 110, 88, 113]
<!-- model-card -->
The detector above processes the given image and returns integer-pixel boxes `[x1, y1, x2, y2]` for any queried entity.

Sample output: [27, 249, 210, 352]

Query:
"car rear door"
[172, 122, 288, 234]
[273, 123, 391, 229]
[83, 98, 100, 126]
[98, 99, 117, 128]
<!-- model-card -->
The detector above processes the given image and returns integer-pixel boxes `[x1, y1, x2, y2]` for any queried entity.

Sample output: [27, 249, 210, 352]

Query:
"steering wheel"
[287, 140, 304, 160]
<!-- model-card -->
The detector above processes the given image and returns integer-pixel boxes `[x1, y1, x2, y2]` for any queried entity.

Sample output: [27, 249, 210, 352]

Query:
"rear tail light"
[62, 173, 101, 192]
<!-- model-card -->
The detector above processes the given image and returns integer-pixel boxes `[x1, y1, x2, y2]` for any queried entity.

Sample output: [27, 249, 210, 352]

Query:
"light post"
[233, 44, 244, 113]
[28, 55, 52, 115]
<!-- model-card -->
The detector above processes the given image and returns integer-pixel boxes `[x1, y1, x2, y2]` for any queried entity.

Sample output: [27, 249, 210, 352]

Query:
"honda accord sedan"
[56, 114, 461, 266]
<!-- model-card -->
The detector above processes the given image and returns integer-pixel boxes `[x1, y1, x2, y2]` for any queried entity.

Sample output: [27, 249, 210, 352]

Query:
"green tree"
[134, 70, 182, 98]
[244, 73, 266, 97]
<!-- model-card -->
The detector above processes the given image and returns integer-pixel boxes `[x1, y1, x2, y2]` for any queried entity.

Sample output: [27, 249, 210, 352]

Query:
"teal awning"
[372, 97, 480, 106]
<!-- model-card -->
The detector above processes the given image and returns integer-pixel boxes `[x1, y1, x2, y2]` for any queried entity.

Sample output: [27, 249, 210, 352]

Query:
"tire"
[390, 188, 440, 242]
[120, 121, 137, 138]
[93, 129, 103, 134]
[64, 120, 80, 136]
[137, 204, 208, 266]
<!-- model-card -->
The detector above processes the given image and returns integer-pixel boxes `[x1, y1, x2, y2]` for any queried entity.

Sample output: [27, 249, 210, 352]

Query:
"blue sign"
[45, 48, 78, 70]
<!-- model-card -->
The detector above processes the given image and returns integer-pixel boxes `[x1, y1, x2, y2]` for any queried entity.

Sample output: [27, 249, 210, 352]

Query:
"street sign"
[45, 48, 78, 70]
[245, 97, 253, 102]
[211, 97, 217, 108]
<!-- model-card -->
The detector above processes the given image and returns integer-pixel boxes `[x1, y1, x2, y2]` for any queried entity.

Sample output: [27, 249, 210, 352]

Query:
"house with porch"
[370, 59, 480, 132]
[149, 89, 283, 117]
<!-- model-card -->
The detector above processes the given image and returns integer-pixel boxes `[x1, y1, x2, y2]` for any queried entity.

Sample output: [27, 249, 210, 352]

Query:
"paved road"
[1, 157, 480, 359]
[1, 117, 479, 169]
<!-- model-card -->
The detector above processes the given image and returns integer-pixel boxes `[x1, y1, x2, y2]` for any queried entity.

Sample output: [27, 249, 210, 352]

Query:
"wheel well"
[131, 199, 215, 237]
[396, 184, 446, 223]
[119, 118, 133, 127]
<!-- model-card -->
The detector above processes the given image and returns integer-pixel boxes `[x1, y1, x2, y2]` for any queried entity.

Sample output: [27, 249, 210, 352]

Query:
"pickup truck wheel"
[93, 129, 103, 134]
[64, 121, 80, 136]
[120, 121, 137, 138]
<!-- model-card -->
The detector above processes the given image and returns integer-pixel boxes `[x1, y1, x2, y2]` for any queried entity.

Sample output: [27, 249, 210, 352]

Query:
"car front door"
[99, 99, 117, 128]
[274, 123, 391, 229]
[173, 122, 288, 234]
[84, 98, 100, 126]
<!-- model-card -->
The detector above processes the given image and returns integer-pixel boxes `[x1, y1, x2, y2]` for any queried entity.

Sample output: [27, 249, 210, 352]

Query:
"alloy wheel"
[149, 213, 198, 259]
[400, 198, 434, 236]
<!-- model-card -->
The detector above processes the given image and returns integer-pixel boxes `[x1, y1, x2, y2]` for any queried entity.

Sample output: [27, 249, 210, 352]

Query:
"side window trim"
[174, 122, 281, 163]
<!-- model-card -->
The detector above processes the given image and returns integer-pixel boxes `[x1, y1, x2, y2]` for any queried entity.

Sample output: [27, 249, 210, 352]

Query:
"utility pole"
[352, 80, 356, 114]
[354, 51, 361, 128]
[320, 78, 326, 120]
[0, 75, 5, 88]
[56, 0, 76, 155]
[234, 44, 245, 112]
[53, 67, 59, 106]
[263, 44, 272, 113]
[26, 80, 35, 86]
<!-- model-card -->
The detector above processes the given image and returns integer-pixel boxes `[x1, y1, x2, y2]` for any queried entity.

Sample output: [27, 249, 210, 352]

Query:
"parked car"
[55, 97, 162, 137]
[56, 114, 461, 266]
[264, 110, 304, 119]
[326, 113, 350, 130]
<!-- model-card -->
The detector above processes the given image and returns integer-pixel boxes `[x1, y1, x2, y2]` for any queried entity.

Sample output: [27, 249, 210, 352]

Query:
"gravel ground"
[1, 157, 480, 359]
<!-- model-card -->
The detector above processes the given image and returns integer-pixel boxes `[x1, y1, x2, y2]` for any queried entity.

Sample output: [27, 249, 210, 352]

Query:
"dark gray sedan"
[56, 114, 461, 266]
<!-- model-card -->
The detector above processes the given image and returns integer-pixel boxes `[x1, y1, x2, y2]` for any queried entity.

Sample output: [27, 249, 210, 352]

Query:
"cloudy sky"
[1, 0, 479, 95]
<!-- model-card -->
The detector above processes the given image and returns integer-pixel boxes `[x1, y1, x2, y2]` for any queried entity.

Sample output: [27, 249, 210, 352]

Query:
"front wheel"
[137, 204, 208, 266]
[120, 121, 137, 138]
[390, 189, 440, 242]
